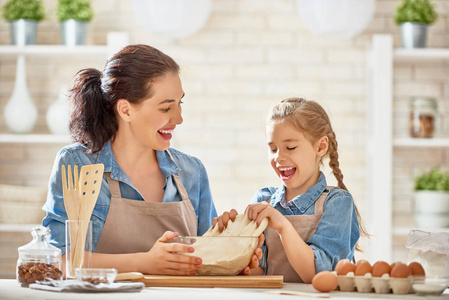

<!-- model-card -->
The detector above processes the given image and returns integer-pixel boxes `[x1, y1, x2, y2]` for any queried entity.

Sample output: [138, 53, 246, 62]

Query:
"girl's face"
[127, 72, 184, 151]
[266, 120, 323, 199]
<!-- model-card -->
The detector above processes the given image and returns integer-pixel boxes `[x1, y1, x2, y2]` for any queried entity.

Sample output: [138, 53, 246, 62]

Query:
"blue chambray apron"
[265, 187, 335, 282]
[95, 150, 198, 254]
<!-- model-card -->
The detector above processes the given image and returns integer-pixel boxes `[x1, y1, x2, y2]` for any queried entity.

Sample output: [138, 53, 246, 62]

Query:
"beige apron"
[265, 187, 334, 282]
[95, 154, 198, 254]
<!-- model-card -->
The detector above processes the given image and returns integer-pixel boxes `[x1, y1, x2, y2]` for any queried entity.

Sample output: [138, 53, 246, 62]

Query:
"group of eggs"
[311, 259, 425, 294]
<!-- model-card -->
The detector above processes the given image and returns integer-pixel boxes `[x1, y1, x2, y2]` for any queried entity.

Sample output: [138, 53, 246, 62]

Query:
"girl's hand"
[246, 202, 290, 233]
[212, 209, 265, 275]
[212, 209, 238, 232]
[239, 233, 264, 275]
[142, 231, 202, 276]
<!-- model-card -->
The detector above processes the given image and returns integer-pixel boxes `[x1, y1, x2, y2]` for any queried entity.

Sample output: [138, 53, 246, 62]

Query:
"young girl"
[214, 97, 366, 283]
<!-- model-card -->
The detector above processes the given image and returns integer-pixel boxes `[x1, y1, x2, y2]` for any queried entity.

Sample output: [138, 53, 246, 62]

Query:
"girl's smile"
[278, 166, 296, 181]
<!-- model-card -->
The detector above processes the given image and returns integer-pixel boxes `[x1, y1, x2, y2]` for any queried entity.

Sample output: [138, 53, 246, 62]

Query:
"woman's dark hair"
[69, 44, 180, 153]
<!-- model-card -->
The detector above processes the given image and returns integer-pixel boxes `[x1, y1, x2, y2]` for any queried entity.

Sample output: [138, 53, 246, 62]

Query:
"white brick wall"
[0, 0, 448, 274]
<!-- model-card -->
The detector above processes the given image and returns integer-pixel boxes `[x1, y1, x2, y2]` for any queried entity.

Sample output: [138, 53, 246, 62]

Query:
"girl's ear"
[316, 136, 329, 158]
[116, 99, 131, 122]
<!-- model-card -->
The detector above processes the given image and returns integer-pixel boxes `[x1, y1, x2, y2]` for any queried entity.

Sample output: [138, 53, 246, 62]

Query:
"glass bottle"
[409, 97, 437, 138]
[17, 226, 63, 286]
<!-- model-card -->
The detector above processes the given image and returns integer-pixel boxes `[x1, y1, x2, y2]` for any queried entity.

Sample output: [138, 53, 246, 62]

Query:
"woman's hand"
[246, 202, 290, 233]
[212, 209, 238, 232]
[141, 231, 202, 276]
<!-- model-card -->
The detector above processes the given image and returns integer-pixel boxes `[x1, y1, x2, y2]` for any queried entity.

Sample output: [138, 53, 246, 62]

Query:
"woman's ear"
[116, 99, 131, 122]
[316, 136, 329, 158]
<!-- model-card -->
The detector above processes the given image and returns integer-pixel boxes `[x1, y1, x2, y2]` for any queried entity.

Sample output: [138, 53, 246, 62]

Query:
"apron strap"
[166, 150, 190, 202]
[106, 172, 122, 198]
[314, 186, 336, 215]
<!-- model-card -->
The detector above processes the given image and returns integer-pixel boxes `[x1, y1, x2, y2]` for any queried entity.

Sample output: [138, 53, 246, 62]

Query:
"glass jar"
[16, 226, 63, 286]
[409, 97, 437, 138]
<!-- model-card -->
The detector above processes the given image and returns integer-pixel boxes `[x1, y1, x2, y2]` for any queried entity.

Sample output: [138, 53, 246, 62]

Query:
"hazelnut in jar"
[409, 97, 437, 138]
[17, 226, 63, 286]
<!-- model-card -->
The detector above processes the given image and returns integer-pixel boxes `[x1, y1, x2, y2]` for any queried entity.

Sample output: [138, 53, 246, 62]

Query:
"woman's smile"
[158, 127, 175, 140]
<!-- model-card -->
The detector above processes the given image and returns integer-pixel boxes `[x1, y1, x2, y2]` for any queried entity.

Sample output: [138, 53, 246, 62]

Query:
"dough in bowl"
[183, 213, 268, 275]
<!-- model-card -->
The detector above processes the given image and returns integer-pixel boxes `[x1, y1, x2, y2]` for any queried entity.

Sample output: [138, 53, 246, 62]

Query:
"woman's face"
[266, 120, 321, 198]
[128, 72, 184, 151]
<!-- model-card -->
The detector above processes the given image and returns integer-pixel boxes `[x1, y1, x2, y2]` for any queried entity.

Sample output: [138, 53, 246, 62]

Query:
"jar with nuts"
[17, 226, 63, 286]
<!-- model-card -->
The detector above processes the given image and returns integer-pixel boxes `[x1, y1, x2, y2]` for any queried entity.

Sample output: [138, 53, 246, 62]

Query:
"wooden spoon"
[72, 164, 104, 272]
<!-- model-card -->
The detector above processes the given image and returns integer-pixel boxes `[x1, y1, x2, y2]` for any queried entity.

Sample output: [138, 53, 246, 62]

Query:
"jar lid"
[18, 226, 61, 261]
[410, 97, 437, 109]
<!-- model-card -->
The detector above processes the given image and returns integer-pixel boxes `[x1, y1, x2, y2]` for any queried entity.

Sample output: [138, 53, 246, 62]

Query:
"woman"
[43, 44, 217, 275]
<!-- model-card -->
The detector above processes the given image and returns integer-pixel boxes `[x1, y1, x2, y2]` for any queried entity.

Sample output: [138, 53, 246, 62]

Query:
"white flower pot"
[415, 213, 449, 228]
[414, 191, 449, 228]
[415, 191, 449, 213]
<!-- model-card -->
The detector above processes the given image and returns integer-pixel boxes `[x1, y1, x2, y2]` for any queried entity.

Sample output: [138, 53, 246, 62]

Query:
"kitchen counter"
[0, 279, 448, 300]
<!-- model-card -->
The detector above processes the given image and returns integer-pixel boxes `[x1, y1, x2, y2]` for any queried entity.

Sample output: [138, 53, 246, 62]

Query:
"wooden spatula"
[61, 164, 82, 277]
[61, 165, 80, 222]
[71, 164, 104, 274]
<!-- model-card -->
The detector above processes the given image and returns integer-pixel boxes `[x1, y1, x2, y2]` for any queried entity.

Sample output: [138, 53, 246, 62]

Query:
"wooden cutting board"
[133, 275, 284, 288]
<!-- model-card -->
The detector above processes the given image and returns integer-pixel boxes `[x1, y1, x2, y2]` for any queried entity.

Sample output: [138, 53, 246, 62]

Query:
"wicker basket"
[0, 185, 47, 224]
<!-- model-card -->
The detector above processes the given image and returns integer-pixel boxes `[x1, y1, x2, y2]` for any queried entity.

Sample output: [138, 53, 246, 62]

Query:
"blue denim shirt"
[42, 141, 217, 255]
[251, 172, 360, 274]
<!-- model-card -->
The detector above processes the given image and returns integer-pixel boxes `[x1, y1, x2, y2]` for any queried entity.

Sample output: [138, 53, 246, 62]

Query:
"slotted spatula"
[71, 164, 104, 275]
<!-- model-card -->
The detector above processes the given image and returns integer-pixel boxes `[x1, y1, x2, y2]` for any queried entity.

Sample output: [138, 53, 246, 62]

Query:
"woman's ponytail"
[69, 68, 117, 153]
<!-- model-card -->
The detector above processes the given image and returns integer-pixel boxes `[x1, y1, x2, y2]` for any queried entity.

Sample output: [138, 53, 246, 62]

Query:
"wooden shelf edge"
[0, 134, 72, 144]
[394, 48, 449, 62]
[0, 45, 108, 56]
[393, 138, 449, 148]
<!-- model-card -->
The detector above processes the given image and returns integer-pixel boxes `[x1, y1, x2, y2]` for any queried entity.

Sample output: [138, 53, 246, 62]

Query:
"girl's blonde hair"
[268, 97, 368, 251]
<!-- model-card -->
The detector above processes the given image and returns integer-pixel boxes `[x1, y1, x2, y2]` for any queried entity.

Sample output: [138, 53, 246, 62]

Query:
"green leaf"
[394, 0, 438, 25]
[2, 0, 45, 21]
[414, 168, 449, 191]
[57, 0, 93, 22]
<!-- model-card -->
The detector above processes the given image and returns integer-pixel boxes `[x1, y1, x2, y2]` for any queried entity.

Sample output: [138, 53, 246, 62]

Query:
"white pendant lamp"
[296, 0, 376, 40]
[132, 0, 211, 40]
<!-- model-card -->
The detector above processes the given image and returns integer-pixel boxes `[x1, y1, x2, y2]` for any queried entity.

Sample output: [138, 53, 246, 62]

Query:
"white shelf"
[0, 45, 108, 56]
[394, 138, 449, 148]
[368, 35, 449, 263]
[394, 48, 449, 62]
[0, 134, 72, 144]
[0, 224, 40, 232]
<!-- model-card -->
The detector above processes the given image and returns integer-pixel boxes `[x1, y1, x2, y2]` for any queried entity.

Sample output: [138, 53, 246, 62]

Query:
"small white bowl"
[411, 276, 449, 296]
[75, 268, 117, 284]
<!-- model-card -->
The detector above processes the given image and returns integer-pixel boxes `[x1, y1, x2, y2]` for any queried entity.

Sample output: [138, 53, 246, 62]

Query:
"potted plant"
[394, 0, 438, 48]
[1, 0, 45, 45]
[57, 0, 93, 46]
[414, 168, 449, 228]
